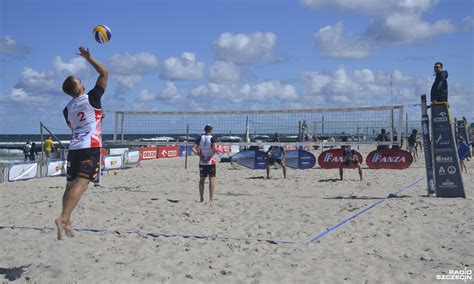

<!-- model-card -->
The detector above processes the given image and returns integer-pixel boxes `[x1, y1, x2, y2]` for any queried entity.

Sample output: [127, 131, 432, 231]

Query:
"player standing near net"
[266, 132, 286, 179]
[192, 124, 218, 202]
[55, 47, 108, 240]
[339, 146, 363, 181]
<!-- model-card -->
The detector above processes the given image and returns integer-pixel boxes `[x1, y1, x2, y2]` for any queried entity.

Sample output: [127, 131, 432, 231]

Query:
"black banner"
[430, 103, 465, 198]
[421, 114, 435, 194]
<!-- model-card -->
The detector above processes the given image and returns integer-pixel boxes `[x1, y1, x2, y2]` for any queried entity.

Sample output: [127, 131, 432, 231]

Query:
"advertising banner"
[366, 148, 412, 169]
[103, 155, 123, 170]
[431, 103, 465, 198]
[157, 146, 180, 158]
[317, 149, 363, 169]
[109, 148, 129, 155]
[8, 162, 39, 181]
[123, 150, 140, 168]
[46, 160, 66, 177]
[179, 145, 194, 157]
[139, 147, 158, 160]
[421, 113, 436, 195]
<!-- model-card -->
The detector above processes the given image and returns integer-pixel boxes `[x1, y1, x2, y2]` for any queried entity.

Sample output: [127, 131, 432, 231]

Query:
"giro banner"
[103, 155, 123, 170]
[157, 146, 179, 159]
[46, 160, 66, 177]
[431, 103, 465, 198]
[139, 147, 157, 160]
[366, 148, 412, 169]
[318, 149, 363, 169]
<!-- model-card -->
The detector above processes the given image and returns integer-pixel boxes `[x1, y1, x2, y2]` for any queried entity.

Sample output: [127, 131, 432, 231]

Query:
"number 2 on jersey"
[77, 112, 85, 122]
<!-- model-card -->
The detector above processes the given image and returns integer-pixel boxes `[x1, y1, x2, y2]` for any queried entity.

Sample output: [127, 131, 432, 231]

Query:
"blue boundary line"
[303, 177, 424, 245]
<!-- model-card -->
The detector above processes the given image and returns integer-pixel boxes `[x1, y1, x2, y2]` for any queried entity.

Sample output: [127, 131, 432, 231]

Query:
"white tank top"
[66, 94, 103, 150]
[198, 134, 217, 165]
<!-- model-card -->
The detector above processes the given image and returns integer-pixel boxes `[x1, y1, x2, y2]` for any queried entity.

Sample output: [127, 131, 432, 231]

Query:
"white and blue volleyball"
[93, 25, 112, 44]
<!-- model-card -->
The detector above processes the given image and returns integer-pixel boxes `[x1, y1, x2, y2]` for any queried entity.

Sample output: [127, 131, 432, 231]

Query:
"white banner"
[8, 163, 39, 181]
[103, 155, 123, 170]
[124, 150, 140, 165]
[109, 148, 129, 155]
[46, 160, 66, 177]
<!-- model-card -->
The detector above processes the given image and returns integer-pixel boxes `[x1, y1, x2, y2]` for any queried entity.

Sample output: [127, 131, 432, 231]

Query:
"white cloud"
[113, 74, 142, 96]
[301, 68, 421, 106]
[137, 89, 157, 102]
[160, 52, 205, 81]
[14, 67, 58, 94]
[213, 32, 278, 64]
[189, 81, 298, 104]
[314, 22, 372, 59]
[158, 82, 180, 101]
[209, 61, 241, 84]
[0, 36, 30, 58]
[301, 0, 437, 15]
[463, 16, 474, 31]
[52, 56, 88, 75]
[108, 52, 159, 75]
[304, 0, 456, 58]
[365, 13, 455, 45]
[10, 88, 44, 104]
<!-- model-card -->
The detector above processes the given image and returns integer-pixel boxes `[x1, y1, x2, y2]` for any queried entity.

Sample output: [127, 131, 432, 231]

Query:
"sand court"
[1, 155, 473, 282]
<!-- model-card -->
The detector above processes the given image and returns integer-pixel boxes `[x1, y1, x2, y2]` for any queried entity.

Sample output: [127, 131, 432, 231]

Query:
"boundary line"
[303, 177, 423, 245]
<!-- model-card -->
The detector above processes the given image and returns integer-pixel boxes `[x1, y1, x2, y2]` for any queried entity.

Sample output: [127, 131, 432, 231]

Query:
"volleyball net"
[112, 105, 405, 145]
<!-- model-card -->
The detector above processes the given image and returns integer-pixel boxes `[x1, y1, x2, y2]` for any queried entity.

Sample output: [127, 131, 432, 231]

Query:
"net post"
[120, 112, 125, 144]
[113, 112, 118, 142]
[185, 124, 189, 169]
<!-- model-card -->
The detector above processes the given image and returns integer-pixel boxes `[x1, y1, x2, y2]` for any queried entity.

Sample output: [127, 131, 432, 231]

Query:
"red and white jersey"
[65, 94, 103, 150]
[198, 134, 217, 165]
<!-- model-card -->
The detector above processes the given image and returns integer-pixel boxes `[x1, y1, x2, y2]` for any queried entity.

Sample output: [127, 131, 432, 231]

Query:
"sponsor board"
[158, 146, 180, 158]
[366, 148, 413, 169]
[124, 150, 140, 165]
[109, 148, 129, 155]
[8, 162, 39, 181]
[103, 155, 123, 170]
[139, 147, 157, 160]
[46, 160, 66, 177]
[430, 103, 465, 198]
[317, 149, 363, 169]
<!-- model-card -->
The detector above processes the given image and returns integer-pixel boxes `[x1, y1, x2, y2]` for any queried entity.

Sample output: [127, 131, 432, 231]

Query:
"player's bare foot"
[55, 218, 65, 240]
[65, 222, 75, 238]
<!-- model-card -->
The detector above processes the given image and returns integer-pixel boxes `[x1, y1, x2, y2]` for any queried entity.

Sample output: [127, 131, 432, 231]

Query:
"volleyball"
[93, 25, 112, 44]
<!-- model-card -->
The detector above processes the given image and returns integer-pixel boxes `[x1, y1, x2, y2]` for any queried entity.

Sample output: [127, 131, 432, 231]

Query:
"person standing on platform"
[431, 62, 448, 103]
[192, 124, 218, 202]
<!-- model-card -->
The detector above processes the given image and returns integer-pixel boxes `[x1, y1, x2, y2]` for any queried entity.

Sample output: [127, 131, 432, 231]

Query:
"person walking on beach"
[43, 136, 55, 159]
[458, 136, 469, 174]
[407, 129, 418, 162]
[192, 124, 218, 202]
[339, 146, 362, 181]
[23, 141, 32, 162]
[431, 62, 448, 103]
[55, 47, 108, 240]
[266, 132, 286, 179]
[29, 142, 37, 161]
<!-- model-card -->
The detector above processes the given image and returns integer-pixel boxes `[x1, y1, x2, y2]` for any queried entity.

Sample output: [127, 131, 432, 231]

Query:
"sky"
[0, 0, 473, 134]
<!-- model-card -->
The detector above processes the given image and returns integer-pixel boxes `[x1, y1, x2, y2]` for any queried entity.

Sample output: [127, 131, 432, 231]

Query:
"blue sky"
[1, 0, 473, 134]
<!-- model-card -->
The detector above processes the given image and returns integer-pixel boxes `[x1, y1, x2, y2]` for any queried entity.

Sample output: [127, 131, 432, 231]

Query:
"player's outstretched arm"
[76, 47, 108, 90]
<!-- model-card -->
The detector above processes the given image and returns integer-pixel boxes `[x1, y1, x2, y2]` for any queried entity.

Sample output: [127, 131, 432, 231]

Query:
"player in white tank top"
[192, 124, 218, 202]
[55, 47, 108, 241]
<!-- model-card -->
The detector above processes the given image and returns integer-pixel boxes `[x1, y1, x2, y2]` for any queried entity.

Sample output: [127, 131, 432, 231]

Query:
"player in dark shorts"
[192, 124, 218, 202]
[339, 147, 363, 181]
[55, 47, 108, 240]
[266, 133, 286, 179]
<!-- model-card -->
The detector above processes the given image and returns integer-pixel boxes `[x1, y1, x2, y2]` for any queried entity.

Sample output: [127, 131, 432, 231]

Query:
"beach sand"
[0, 151, 473, 283]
